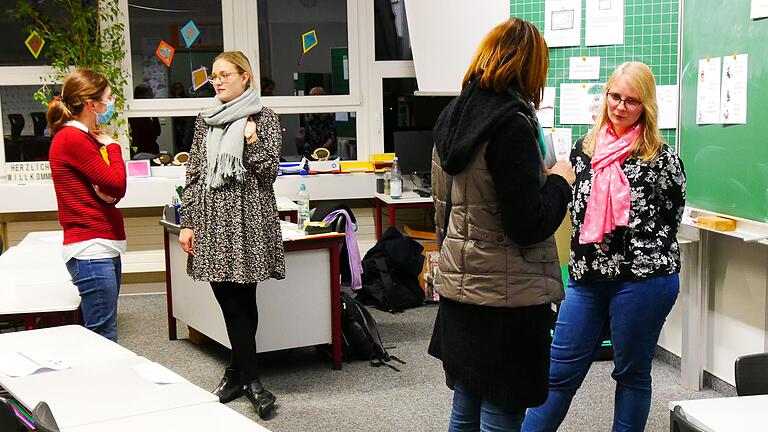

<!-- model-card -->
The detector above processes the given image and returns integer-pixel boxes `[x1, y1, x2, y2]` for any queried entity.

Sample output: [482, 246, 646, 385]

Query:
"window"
[374, 0, 412, 61]
[128, 116, 194, 157]
[277, 112, 357, 161]
[127, 1, 223, 99]
[382, 78, 450, 153]
[257, 0, 350, 96]
[0, 4, 70, 66]
[1, 85, 59, 162]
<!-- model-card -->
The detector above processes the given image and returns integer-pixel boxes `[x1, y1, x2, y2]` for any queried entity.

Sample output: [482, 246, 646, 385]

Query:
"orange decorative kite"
[155, 40, 175, 67]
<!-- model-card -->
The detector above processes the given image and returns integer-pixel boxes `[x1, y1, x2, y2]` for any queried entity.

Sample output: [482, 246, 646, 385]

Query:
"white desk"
[16, 230, 63, 247]
[373, 192, 433, 240]
[61, 402, 271, 432]
[1, 357, 217, 429]
[0, 325, 135, 369]
[163, 220, 345, 369]
[0, 236, 79, 321]
[670, 395, 768, 431]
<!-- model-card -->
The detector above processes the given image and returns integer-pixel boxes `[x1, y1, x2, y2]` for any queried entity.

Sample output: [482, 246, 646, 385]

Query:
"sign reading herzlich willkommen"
[7, 162, 52, 182]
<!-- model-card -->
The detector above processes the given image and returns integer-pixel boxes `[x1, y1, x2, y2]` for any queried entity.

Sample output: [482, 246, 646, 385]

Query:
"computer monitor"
[393, 130, 433, 175]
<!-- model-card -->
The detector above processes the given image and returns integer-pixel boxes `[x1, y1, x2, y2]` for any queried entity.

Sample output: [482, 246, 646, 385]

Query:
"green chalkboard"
[680, 0, 768, 223]
[510, 0, 680, 147]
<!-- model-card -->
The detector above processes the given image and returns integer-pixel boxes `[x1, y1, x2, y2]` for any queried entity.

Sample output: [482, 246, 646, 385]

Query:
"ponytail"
[47, 96, 75, 136]
[47, 68, 109, 136]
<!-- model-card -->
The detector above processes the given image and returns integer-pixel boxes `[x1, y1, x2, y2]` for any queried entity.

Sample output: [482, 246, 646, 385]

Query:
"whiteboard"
[404, 0, 509, 95]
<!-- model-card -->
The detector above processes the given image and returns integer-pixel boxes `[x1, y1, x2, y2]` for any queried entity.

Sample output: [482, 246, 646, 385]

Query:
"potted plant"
[11, 0, 129, 132]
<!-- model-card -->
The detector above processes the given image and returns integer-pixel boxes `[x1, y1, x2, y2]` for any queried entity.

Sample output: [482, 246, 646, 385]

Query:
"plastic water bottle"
[390, 157, 402, 199]
[297, 183, 310, 228]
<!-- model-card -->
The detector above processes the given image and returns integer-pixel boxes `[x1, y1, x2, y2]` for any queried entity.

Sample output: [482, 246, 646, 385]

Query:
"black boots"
[212, 368, 244, 403]
[244, 379, 277, 419]
[213, 369, 276, 419]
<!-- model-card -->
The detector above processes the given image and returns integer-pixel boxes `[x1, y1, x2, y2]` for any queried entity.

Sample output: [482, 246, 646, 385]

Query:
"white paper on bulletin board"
[585, 0, 625, 46]
[551, 128, 573, 161]
[656, 85, 679, 129]
[751, 0, 768, 19]
[720, 54, 748, 124]
[569, 56, 601, 80]
[696, 57, 721, 124]
[536, 87, 556, 128]
[559, 83, 598, 125]
[545, 0, 582, 48]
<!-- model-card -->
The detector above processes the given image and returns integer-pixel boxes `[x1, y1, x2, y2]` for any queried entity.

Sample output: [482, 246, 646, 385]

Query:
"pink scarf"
[579, 123, 642, 244]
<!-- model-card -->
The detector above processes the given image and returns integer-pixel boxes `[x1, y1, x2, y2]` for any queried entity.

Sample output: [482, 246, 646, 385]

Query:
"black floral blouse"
[569, 136, 687, 281]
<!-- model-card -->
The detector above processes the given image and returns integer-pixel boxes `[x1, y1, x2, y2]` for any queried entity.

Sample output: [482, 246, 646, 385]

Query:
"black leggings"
[210, 281, 259, 382]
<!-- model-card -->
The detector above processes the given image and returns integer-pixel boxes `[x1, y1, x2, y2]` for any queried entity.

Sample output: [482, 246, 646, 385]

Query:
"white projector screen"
[404, 1, 509, 96]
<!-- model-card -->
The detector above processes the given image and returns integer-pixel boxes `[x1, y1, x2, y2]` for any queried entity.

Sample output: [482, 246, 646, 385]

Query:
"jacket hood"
[433, 81, 535, 175]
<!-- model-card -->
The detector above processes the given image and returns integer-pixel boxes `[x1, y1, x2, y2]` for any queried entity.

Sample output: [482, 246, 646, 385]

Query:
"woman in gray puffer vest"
[428, 18, 575, 431]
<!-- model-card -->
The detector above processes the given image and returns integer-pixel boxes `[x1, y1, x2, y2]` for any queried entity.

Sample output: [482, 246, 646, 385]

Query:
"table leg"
[375, 199, 383, 240]
[164, 230, 177, 340]
[330, 240, 342, 370]
[388, 204, 396, 232]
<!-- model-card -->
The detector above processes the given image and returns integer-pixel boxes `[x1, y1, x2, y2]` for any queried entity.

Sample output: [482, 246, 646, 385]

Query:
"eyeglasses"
[606, 92, 642, 110]
[207, 71, 240, 84]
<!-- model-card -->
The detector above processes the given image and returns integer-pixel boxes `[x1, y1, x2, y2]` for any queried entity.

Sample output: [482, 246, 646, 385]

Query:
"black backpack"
[357, 227, 425, 312]
[340, 292, 405, 371]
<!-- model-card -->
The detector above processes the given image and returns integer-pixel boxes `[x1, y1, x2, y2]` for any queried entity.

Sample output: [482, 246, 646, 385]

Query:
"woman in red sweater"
[47, 69, 127, 342]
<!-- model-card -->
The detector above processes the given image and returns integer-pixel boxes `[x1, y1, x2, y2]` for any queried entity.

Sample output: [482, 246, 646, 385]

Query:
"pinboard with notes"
[509, 0, 680, 147]
[679, 0, 768, 223]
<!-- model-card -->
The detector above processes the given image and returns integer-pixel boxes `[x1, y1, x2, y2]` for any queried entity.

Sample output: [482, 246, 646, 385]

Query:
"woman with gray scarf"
[179, 51, 285, 419]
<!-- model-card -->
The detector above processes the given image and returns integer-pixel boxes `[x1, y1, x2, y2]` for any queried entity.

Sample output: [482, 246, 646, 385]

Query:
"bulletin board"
[678, 0, 768, 223]
[509, 0, 680, 147]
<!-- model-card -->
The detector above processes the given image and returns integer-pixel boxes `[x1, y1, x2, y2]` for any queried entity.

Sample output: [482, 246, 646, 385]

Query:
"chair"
[669, 405, 707, 432]
[30, 112, 47, 136]
[32, 401, 60, 432]
[735, 352, 768, 396]
[7, 114, 24, 139]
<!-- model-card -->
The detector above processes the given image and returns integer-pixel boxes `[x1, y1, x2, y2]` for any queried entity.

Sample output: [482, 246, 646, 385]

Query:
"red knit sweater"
[49, 125, 127, 245]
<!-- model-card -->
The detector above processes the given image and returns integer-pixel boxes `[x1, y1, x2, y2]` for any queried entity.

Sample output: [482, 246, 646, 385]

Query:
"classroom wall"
[705, 235, 768, 384]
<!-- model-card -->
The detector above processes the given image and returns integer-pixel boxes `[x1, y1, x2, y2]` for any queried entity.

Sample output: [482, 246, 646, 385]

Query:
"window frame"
[0, 0, 379, 170]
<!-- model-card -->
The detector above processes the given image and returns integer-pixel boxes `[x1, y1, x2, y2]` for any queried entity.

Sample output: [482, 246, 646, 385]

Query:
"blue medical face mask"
[96, 100, 115, 124]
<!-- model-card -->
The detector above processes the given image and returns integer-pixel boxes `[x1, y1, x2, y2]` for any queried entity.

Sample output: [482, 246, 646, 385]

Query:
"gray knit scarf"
[200, 87, 263, 189]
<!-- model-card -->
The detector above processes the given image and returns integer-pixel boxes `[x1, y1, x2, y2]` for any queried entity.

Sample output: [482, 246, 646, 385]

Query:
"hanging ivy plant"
[11, 0, 129, 131]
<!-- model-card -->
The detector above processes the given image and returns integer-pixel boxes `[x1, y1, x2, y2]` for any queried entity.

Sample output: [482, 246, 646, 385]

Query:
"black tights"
[210, 281, 259, 382]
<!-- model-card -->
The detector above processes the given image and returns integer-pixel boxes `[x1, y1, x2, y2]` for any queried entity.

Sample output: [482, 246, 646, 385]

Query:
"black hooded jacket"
[428, 82, 574, 412]
[433, 81, 572, 245]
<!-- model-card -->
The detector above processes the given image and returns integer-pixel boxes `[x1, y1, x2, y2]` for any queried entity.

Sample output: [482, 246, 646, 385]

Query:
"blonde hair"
[462, 17, 549, 108]
[47, 68, 109, 136]
[213, 51, 255, 89]
[583, 62, 665, 162]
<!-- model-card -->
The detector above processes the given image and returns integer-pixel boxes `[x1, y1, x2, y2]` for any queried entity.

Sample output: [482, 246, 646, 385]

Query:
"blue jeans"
[449, 384, 525, 432]
[521, 273, 679, 432]
[65, 257, 122, 342]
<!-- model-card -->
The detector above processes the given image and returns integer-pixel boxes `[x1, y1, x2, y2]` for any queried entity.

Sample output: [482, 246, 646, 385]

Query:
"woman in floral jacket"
[179, 51, 285, 419]
[523, 62, 686, 432]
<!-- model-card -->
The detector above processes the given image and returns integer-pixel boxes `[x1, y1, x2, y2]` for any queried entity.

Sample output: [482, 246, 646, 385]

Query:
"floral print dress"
[181, 108, 286, 284]
[569, 137, 687, 281]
